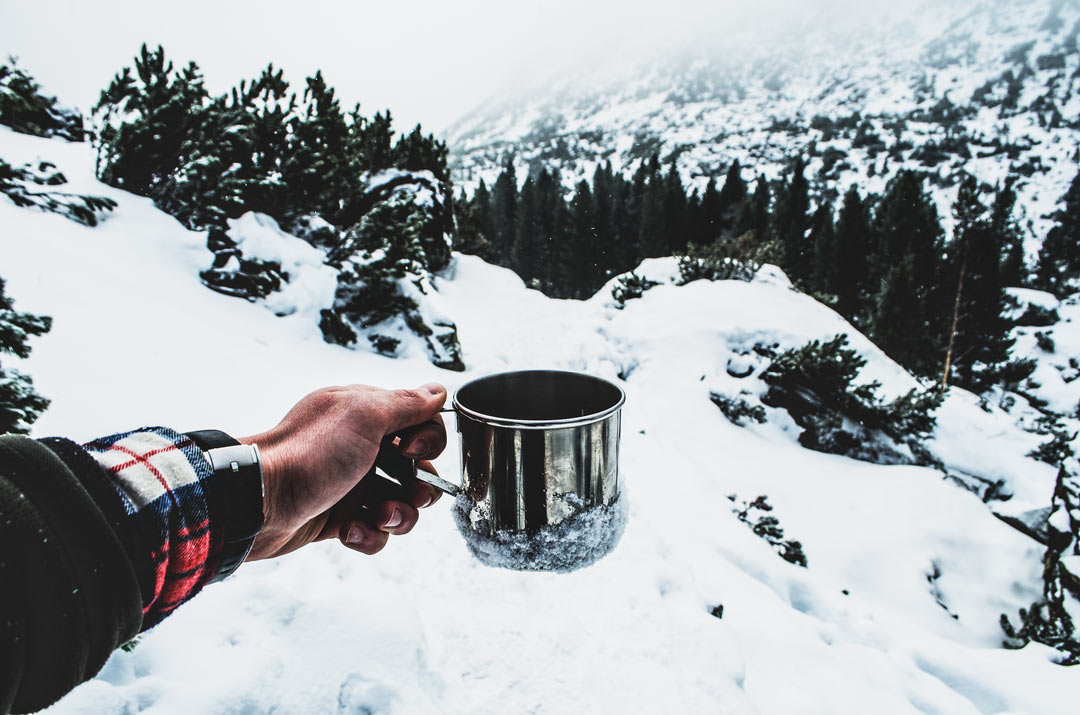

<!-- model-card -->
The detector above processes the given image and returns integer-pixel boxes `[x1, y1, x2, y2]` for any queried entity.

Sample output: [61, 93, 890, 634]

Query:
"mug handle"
[373, 424, 462, 497]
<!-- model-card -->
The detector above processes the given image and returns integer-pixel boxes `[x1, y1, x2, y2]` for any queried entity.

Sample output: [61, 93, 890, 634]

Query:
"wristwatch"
[185, 430, 265, 582]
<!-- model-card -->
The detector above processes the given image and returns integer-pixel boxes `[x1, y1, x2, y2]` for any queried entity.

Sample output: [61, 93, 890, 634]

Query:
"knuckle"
[393, 388, 426, 406]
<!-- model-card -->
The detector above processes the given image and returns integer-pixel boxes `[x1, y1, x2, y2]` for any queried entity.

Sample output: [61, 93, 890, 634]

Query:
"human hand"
[239, 382, 447, 560]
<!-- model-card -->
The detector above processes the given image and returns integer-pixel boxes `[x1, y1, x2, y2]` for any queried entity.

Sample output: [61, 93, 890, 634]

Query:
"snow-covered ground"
[3, 127, 1079, 713]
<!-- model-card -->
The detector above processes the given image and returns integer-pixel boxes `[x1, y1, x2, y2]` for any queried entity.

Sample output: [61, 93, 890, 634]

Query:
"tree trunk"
[941, 251, 968, 389]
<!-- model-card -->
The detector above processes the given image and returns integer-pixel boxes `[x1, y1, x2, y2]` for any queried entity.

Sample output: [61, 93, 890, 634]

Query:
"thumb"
[382, 382, 447, 434]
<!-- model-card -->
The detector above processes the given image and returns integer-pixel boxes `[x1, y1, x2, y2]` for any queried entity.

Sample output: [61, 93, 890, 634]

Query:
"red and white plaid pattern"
[90, 431, 200, 510]
[83, 427, 222, 626]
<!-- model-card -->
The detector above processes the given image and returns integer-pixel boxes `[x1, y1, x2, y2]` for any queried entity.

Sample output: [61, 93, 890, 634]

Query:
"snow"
[453, 493, 629, 573]
[226, 212, 338, 322]
[3, 126, 1079, 712]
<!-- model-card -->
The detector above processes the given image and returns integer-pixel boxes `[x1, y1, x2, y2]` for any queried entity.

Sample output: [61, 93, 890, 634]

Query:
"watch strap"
[185, 429, 264, 582]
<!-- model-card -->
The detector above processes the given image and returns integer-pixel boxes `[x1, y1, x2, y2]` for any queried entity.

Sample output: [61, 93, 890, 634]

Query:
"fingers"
[339, 520, 388, 555]
[338, 499, 419, 554]
[410, 461, 443, 508]
[398, 412, 447, 460]
[380, 382, 447, 435]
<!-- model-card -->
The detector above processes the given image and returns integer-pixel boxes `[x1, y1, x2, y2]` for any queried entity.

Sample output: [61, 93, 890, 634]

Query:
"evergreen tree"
[833, 185, 871, 323]
[807, 202, 838, 296]
[735, 178, 771, 242]
[613, 170, 641, 272]
[697, 176, 722, 245]
[0, 277, 51, 434]
[452, 188, 492, 260]
[716, 159, 747, 230]
[563, 180, 599, 299]
[0, 59, 84, 141]
[638, 156, 667, 257]
[1036, 166, 1080, 296]
[591, 162, 618, 279]
[512, 174, 540, 284]
[490, 158, 518, 264]
[942, 176, 1014, 391]
[94, 45, 210, 203]
[662, 160, 688, 254]
[772, 157, 811, 283]
[533, 168, 565, 293]
[992, 181, 1026, 287]
[867, 171, 946, 376]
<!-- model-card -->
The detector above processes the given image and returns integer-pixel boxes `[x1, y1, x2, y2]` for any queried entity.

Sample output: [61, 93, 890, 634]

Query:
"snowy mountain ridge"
[449, 0, 1080, 249]
[3, 124, 1080, 712]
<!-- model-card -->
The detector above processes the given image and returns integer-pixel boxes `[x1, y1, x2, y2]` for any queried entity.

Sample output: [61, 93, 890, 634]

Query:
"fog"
[2, 0, 943, 135]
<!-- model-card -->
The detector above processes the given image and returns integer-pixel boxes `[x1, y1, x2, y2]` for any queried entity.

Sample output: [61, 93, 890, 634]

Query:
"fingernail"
[420, 382, 444, 396]
[384, 508, 403, 530]
[346, 524, 366, 546]
[402, 438, 429, 458]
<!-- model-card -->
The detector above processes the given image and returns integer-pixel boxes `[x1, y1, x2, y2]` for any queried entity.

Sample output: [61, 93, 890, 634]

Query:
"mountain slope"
[449, 0, 1080, 248]
[2, 126, 1078, 713]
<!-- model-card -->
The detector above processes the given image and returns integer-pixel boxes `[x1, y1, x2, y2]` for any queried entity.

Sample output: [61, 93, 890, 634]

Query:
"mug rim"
[452, 369, 626, 430]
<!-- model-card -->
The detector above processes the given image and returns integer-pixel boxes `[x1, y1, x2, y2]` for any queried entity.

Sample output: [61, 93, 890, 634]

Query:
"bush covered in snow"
[0, 158, 116, 227]
[0, 58, 84, 141]
[1002, 464, 1080, 665]
[611, 271, 660, 308]
[676, 236, 765, 285]
[710, 392, 766, 426]
[729, 494, 807, 567]
[760, 334, 943, 465]
[0, 276, 51, 434]
[91, 46, 462, 369]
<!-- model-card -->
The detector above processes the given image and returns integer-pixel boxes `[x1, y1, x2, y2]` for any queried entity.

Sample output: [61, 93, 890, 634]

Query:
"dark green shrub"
[0, 277, 51, 434]
[729, 495, 807, 567]
[0, 59, 84, 140]
[760, 334, 943, 465]
[612, 271, 660, 308]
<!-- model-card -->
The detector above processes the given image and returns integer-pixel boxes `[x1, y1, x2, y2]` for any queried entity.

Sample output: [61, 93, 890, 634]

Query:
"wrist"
[185, 430, 264, 580]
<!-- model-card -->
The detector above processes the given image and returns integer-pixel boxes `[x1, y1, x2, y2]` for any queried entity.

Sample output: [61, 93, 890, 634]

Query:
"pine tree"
[94, 45, 211, 204]
[807, 202, 838, 296]
[533, 168, 565, 293]
[1036, 166, 1080, 296]
[698, 176, 722, 245]
[591, 162, 618, 280]
[735, 178, 771, 242]
[662, 160, 688, 254]
[563, 180, 599, 299]
[716, 159, 747, 231]
[613, 170, 641, 272]
[772, 157, 810, 283]
[833, 185, 871, 324]
[281, 71, 352, 223]
[490, 158, 518, 264]
[0, 59, 84, 141]
[638, 156, 667, 257]
[867, 171, 946, 376]
[0, 277, 51, 434]
[942, 176, 1015, 391]
[512, 174, 539, 284]
[452, 189, 492, 260]
[992, 181, 1026, 287]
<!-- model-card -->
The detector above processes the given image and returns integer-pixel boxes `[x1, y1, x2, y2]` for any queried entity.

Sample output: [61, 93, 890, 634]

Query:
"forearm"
[0, 426, 260, 713]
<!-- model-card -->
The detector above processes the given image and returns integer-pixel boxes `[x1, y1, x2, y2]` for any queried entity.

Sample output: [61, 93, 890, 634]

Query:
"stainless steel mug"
[450, 369, 625, 534]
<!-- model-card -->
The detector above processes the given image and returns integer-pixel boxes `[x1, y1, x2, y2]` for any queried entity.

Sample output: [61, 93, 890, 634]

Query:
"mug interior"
[455, 370, 623, 423]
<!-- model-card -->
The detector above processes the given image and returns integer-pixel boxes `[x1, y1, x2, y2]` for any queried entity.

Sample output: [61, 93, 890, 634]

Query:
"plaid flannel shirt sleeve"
[81, 427, 224, 628]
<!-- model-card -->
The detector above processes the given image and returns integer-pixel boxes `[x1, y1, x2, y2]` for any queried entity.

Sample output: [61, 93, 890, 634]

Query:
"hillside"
[3, 124, 1079, 712]
[448, 0, 1080, 248]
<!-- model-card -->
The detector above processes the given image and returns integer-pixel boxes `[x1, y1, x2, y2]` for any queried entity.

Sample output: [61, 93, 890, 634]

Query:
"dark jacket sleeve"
[0, 435, 142, 714]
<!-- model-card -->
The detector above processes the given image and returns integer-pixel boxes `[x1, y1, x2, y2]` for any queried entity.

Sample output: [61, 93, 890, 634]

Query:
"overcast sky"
[1, 0, 926, 136]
